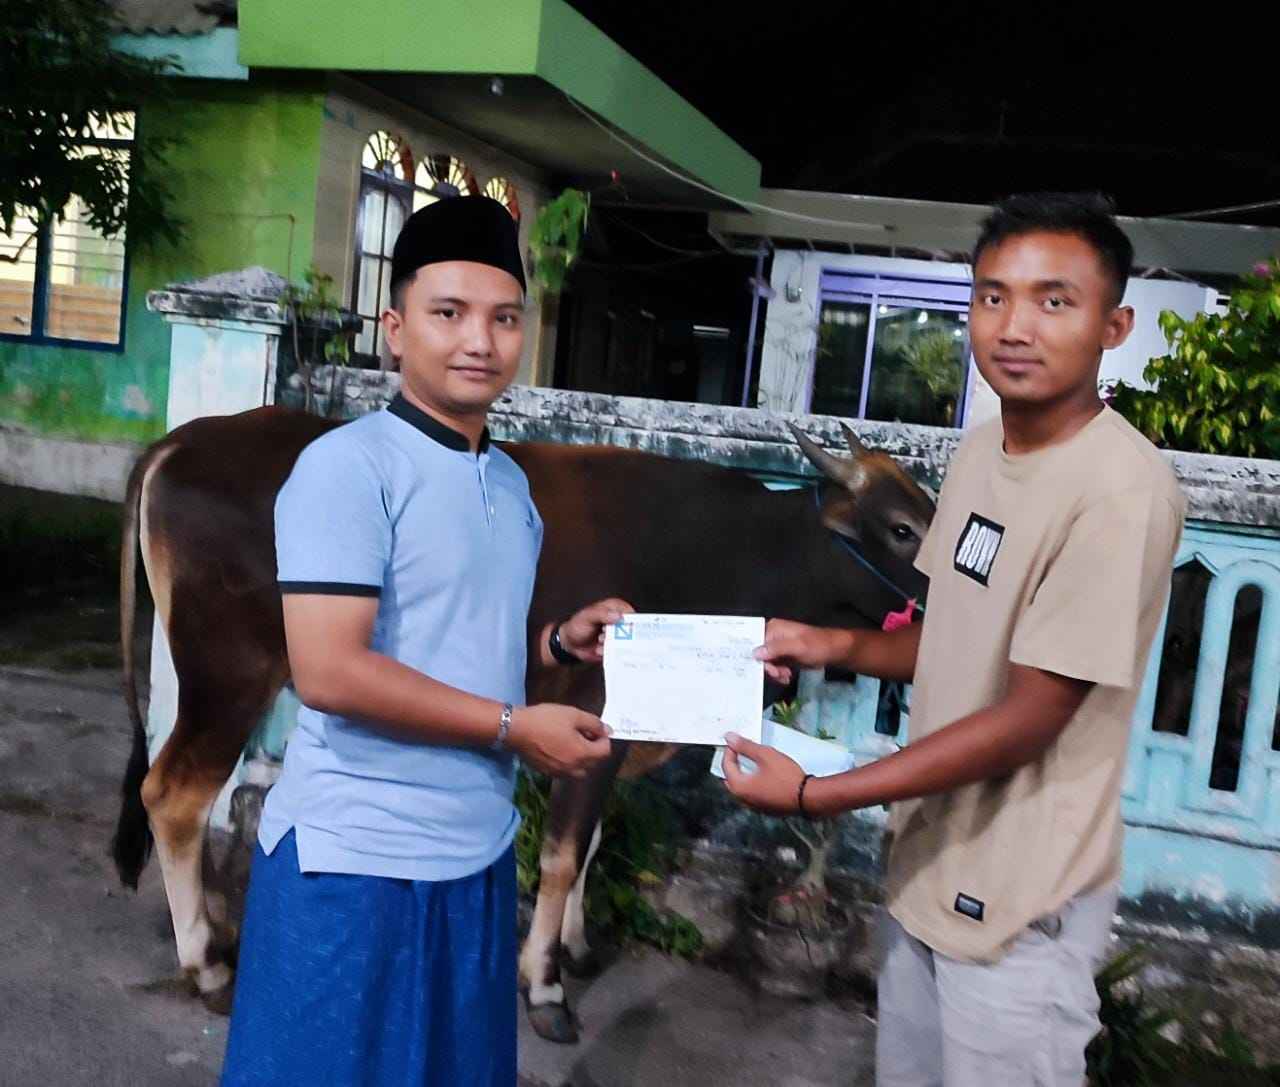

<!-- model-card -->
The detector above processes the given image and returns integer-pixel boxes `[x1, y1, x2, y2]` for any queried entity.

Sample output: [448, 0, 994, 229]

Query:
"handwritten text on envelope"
[601, 614, 765, 745]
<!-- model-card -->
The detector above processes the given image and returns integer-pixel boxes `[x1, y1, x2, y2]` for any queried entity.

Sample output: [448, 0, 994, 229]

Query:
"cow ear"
[790, 423, 866, 492]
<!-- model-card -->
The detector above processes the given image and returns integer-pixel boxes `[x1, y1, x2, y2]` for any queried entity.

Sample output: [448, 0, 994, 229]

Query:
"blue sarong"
[220, 830, 517, 1086]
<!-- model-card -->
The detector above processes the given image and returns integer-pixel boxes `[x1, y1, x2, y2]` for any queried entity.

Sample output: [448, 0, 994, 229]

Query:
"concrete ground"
[0, 667, 229, 1086]
[0, 664, 876, 1086]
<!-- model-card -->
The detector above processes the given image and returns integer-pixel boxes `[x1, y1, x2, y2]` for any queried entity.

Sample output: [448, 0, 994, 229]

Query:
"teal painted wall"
[0, 75, 325, 444]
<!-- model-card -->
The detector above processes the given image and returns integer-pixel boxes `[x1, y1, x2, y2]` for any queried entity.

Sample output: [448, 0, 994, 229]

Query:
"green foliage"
[514, 767, 550, 897]
[770, 698, 805, 726]
[1087, 946, 1280, 1085]
[765, 698, 844, 909]
[1107, 258, 1280, 460]
[0, 0, 183, 252]
[900, 328, 965, 401]
[279, 267, 353, 365]
[515, 769, 703, 957]
[529, 188, 590, 294]
[1087, 947, 1177, 1086]
[279, 267, 357, 415]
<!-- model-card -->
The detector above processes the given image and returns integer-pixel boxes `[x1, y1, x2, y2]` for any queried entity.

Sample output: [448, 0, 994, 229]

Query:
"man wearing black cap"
[220, 196, 629, 1086]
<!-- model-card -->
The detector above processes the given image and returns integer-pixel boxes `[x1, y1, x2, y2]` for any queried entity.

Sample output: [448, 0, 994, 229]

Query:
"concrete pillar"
[145, 267, 292, 828]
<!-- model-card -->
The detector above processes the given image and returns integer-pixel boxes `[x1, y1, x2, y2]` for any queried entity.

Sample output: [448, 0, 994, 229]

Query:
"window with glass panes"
[351, 131, 414, 364]
[482, 176, 520, 222]
[811, 272, 973, 428]
[0, 113, 133, 348]
[414, 154, 476, 210]
[351, 135, 493, 367]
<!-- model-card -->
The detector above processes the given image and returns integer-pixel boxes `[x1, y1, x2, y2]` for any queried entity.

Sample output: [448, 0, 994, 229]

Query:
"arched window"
[483, 176, 521, 223]
[361, 130, 412, 181]
[351, 131, 414, 363]
[414, 154, 476, 211]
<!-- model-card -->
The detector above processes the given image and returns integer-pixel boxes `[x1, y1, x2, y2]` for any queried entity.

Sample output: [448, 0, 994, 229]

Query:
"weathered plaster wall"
[0, 76, 325, 473]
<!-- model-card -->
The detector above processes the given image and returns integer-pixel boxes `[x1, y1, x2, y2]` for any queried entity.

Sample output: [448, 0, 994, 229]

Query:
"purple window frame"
[813, 271, 975, 424]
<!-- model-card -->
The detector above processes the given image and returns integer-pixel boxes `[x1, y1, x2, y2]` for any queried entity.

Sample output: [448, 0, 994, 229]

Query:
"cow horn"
[840, 422, 869, 459]
[789, 423, 865, 489]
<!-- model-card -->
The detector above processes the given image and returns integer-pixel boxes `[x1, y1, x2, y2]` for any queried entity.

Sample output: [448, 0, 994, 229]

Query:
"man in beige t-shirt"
[724, 193, 1185, 1085]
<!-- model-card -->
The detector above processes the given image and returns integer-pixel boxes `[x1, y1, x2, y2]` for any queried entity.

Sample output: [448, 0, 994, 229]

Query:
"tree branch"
[0, 231, 38, 264]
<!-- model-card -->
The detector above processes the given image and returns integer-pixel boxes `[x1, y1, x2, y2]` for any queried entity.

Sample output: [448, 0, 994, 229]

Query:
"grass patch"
[516, 769, 703, 958]
[1089, 946, 1280, 1085]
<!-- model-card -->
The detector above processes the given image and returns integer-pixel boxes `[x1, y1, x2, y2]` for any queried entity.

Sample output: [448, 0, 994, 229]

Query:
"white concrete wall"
[0, 428, 140, 501]
[758, 250, 1218, 431]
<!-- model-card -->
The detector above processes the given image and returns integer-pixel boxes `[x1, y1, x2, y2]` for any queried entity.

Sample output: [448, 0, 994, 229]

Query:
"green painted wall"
[237, 0, 760, 203]
[534, 1, 757, 204]
[0, 75, 325, 444]
[240, 0, 541, 74]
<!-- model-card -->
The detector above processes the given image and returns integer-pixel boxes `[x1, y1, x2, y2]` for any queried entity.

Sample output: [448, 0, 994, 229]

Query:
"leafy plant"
[1087, 947, 1177, 1086]
[1215, 1022, 1259, 1068]
[900, 329, 965, 401]
[515, 768, 703, 957]
[278, 267, 355, 415]
[758, 697, 849, 930]
[514, 767, 550, 897]
[771, 698, 805, 727]
[1085, 946, 1280, 1085]
[1106, 258, 1280, 460]
[1, 0, 183, 256]
[529, 188, 590, 294]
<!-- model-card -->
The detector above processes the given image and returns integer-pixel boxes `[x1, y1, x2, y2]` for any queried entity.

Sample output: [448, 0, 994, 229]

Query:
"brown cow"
[112, 406, 934, 1041]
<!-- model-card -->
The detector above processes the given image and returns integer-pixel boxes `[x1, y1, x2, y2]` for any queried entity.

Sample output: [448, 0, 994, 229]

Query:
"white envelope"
[602, 614, 764, 745]
[709, 717, 857, 779]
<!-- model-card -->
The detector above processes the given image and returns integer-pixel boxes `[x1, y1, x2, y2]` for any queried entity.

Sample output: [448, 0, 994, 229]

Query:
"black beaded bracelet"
[549, 623, 582, 667]
[797, 774, 815, 818]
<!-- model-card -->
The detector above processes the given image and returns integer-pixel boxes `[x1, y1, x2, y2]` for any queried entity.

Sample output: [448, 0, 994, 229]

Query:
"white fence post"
[145, 267, 292, 828]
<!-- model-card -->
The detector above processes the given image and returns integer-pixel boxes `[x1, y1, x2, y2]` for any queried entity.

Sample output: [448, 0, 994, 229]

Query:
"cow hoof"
[200, 979, 237, 1017]
[526, 1000, 579, 1045]
[561, 947, 602, 979]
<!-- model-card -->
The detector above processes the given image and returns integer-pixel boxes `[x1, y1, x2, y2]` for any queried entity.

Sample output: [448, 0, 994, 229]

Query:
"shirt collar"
[388, 394, 490, 453]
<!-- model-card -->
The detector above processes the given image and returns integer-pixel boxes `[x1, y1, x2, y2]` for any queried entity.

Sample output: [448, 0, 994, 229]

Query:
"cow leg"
[520, 745, 625, 1044]
[141, 678, 278, 1015]
[559, 818, 602, 977]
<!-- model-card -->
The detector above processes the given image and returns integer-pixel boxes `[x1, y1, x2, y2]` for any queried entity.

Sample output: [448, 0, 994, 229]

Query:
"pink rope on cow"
[881, 599, 918, 633]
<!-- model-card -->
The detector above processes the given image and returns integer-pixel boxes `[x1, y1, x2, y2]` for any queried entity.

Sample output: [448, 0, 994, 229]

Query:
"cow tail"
[111, 448, 155, 889]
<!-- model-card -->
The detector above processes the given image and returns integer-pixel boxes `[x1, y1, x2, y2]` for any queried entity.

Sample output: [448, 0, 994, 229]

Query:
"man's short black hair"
[973, 193, 1135, 306]
[389, 272, 411, 313]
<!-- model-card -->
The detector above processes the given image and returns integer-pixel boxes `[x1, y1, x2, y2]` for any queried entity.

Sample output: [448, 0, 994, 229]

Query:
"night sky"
[566, 2, 1280, 227]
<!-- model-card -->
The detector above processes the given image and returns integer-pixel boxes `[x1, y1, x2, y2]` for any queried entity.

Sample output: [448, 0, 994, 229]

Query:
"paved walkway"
[0, 665, 875, 1086]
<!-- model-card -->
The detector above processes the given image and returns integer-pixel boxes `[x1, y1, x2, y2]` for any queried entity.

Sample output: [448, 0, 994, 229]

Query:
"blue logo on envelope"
[614, 621, 634, 640]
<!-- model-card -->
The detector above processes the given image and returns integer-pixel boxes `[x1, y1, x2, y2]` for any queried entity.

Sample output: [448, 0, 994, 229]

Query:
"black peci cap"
[390, 195, 526, 297]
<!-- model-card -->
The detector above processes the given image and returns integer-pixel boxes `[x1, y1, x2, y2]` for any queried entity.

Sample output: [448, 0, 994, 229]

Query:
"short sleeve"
[914, 516, 945, 579]
[913, 460, 962, 579]
[275, 436, 390, 596]
[1009, 489, 1182, 688]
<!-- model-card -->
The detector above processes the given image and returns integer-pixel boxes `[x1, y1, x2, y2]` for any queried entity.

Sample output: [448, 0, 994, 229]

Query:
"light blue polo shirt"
[257, 393, 543, 882]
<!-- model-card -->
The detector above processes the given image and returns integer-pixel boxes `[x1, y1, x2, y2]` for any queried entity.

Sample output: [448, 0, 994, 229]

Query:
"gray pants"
[875, 884, 1118, 1087]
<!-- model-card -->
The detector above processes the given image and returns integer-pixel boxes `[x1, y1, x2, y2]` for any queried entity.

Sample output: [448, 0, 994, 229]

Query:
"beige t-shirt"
[886, 406, 1185, 963]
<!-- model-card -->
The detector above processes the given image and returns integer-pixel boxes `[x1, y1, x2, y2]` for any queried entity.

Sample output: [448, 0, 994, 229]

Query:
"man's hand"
[508, 704, 613, 778]
[721, 732, 807, 815]
[753, 620, 854, 685]
[555, 597, 635, 665]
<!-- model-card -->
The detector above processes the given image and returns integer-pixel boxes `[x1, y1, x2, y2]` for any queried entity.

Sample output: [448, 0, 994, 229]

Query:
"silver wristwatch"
[493, 702, 514, 751]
